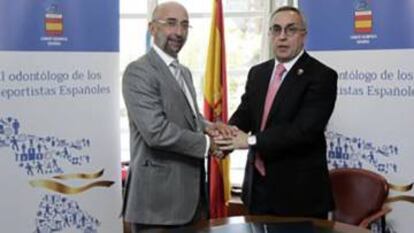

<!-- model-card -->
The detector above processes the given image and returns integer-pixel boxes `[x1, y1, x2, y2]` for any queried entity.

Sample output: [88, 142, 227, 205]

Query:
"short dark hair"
[270, 6, 307, 30]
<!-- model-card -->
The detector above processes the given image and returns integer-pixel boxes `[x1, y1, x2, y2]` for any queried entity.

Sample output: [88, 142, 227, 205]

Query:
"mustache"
[167, 34, 184, 43]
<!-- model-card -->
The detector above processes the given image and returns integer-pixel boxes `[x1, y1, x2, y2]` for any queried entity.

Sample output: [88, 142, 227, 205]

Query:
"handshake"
[205, 122, 250, 159]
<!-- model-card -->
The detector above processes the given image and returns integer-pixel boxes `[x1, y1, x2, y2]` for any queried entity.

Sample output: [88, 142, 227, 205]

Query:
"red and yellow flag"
[354, 10, 373, 33]
[203, 0, 230, 218]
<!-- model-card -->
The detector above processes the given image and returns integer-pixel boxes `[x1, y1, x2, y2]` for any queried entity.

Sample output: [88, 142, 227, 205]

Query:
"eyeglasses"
[269, 24, 306, 37]
[154, 19, 191, 30]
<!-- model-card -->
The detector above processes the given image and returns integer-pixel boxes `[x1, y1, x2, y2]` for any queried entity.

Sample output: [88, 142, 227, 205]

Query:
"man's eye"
[273, 26, 281, 32]
[287, 27, 296, 33]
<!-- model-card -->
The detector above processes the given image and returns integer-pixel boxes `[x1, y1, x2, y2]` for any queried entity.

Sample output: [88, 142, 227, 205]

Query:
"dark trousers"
[249, 171, 328, 220]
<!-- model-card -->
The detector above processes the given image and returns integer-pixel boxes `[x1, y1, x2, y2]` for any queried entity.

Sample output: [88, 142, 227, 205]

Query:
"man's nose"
[278, 29, 288, 39]
[174, 25, 186, 36]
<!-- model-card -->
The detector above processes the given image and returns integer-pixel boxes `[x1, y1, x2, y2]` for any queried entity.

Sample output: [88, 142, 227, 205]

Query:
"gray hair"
[270, 6, 307, 30]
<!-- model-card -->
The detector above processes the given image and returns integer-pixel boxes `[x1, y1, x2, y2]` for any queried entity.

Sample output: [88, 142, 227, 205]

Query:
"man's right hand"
[205, 122, 238, 138]
[208, 135, 225, 159]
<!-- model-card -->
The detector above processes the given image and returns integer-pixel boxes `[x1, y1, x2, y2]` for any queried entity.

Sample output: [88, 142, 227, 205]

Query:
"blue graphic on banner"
[0, 0, 118, 51]
[326, 131, 398, 174]
[0, 117, 91, 176]
[299, 0, 414, 50]
[35, 194, 100, 233]
[0, 117, 115, 232]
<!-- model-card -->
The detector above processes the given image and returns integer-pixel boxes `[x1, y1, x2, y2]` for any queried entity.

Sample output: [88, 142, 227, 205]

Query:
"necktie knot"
[170, 60, 179, 68]
[170, 60, 179, 75]
[275, 63, 286, 81]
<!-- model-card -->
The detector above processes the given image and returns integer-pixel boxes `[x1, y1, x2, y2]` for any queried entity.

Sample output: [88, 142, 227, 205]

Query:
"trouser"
[130, 199, 208, 233]
[131, 164, 208, 233]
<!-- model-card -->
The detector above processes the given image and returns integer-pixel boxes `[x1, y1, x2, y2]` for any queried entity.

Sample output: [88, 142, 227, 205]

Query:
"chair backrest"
[329, 168, 389, 225]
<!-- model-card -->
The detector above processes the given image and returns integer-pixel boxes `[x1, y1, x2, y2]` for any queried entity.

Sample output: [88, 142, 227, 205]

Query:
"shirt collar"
[153, 44, 177, 67]
[275, 49, 304, 80]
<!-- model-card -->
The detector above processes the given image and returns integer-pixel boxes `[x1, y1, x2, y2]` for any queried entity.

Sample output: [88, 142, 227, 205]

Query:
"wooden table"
[169, 215, 371, 233]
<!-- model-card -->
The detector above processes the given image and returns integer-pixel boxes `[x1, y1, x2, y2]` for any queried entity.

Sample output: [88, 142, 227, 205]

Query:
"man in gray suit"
[122, 2, 227, 232]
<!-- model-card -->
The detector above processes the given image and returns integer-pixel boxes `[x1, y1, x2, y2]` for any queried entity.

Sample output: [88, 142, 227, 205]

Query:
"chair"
[329, 168, 391, 232]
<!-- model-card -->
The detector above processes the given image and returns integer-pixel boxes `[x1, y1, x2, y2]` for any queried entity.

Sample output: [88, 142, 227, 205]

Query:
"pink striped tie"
[255, 63, 286, 176]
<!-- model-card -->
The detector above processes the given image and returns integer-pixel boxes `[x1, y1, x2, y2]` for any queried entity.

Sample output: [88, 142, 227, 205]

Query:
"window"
[120, 0, 292, 186]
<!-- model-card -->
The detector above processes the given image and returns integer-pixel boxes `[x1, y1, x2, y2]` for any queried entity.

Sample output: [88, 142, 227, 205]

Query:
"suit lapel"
[266, 52, 310, 124]
[147, 50, 197, 129]
[147, 49, 180, 92]
[178, 65, 198, 111]
[254, 60, 275, 131]
[180, 66, 204, 126]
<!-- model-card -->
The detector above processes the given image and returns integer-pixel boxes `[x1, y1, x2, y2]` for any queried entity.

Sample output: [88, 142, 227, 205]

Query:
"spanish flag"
[45, 13, 63, 36]
[204, 0, 230, 218]
[354, 10, 372, 33]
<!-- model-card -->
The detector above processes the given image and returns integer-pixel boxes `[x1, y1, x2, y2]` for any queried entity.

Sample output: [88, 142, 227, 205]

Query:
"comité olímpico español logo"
[44, 4, 63, 36]
[354, 0, 372, 33]
[351, 0, 377, 45]
[41, 3, 68, 47]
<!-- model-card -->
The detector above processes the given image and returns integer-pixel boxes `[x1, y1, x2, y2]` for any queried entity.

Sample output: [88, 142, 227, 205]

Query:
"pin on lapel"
[297, 68, 304, 76]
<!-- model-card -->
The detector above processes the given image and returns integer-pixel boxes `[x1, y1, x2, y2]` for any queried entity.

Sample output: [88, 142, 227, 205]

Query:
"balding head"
[149, 1, 189, 58]
[152, 2, 188, 21]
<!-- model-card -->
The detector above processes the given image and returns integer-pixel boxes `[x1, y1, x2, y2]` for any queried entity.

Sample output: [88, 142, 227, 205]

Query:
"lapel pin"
[297, 68, 304, 76]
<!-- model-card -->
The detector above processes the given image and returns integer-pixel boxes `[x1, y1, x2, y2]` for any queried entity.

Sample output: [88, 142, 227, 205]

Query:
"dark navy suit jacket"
[229, 52, 337, 216]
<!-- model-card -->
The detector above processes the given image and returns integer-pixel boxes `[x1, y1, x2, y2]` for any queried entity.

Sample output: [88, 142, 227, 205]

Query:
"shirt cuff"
[204, 135, 210, 158]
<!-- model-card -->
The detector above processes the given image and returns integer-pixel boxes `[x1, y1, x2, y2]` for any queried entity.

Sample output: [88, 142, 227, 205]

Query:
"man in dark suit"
[216, 6, 337, 219]
[122, 2, 229, 232]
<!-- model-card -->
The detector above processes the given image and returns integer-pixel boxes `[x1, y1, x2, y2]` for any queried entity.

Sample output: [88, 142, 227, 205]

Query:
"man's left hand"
[215, 130, 249, 151]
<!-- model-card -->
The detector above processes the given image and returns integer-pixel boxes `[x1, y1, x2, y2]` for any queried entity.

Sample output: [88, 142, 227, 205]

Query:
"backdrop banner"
[299, 1, 414, 232]
[0, 1, 122, 233]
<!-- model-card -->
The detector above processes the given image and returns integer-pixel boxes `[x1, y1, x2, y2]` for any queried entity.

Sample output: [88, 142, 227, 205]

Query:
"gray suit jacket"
[122, 49, 207, 225]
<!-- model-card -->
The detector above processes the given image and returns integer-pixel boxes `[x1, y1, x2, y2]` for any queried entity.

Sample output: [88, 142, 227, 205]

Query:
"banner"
[0, 1, 122, 233]
[204, 0, 231, 218]
[299, 1, 414, 232]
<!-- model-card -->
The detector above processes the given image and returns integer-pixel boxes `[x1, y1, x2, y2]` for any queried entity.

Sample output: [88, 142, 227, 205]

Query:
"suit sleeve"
[257, 66, 338, 155]
[122, 62, 207, 159]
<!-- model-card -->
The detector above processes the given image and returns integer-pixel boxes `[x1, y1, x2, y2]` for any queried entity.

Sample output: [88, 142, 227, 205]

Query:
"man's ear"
[148, 22, 155, 35]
